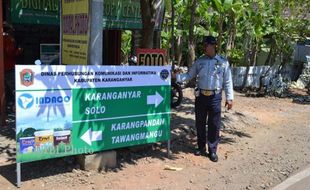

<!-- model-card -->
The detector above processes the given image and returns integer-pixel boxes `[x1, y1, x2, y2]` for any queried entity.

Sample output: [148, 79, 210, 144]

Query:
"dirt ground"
[0, 88, 309, 190]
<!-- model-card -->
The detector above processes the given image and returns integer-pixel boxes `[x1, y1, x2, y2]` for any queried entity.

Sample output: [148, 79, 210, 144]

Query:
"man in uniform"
[3, 22, 23, 104]
[175, 36, 233, 162]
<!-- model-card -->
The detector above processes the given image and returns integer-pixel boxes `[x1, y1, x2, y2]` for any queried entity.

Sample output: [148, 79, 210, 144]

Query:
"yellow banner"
[61, 0, 90, 65]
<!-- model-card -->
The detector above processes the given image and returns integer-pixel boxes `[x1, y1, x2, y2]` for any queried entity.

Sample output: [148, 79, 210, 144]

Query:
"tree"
[140, 0, 157, 48]
[224, 0, 245, 56]
[187, 0, 198, 67]
[174, 0, 187, 66]
[210, 0, 245, 54]
[241, 0, 266, 89]
[158, 0, 309, 85]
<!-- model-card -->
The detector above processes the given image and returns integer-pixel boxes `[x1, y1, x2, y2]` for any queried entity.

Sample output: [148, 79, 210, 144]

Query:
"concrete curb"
[272, 165, 310, 190]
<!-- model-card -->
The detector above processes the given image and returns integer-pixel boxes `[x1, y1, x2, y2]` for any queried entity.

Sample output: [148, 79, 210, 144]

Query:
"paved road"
[272, 165, 310, 190]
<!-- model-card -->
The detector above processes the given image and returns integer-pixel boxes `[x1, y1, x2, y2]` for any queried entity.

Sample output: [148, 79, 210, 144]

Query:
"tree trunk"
[258, 66, 272, 92]
[241, 31, 252, 89]
[140, 0, 156, 48]
[176, 36, 183, 66]
[175, 16, 183, 66]
[264, 36, 275, 66]
[131, 30, 143, 54]
[225, 14, 236, 57]
[258, 37, 277, 91]
[153, 30, 161, 48]
[187, 0, 197, 67]
[171, 0, 175, 67]
[217, 15, 224, 54]
[268, 47, 277, 70]
[242, 61, 251, 89]
[250, 40, 259, 67]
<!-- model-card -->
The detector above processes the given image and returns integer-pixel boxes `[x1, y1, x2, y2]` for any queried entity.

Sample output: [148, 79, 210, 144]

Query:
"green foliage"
[161, 30, 170, 49]
[160, 0, 309, 66]
[228, 49, 245, 66]
[17, 127, 36, 142]
[54, 128, 64, 131]
[121, 30, 132, 56]
[21, 128, 36, 138]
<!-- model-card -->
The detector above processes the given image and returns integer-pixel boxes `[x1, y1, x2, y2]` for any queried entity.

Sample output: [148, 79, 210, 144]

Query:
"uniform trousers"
[195, 92, 222, 153]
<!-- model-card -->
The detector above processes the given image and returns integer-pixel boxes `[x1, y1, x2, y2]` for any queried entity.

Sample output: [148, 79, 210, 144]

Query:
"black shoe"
[209, 152, 218, 162]
[194, 149, 206, 156]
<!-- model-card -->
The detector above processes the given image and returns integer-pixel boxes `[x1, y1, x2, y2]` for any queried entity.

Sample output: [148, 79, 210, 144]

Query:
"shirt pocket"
[198, 65, 208, 78]
[213, 66, 224, 79]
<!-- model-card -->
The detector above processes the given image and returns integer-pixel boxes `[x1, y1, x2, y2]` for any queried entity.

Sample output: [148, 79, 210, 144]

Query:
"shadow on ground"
[0, 157, 76, 186]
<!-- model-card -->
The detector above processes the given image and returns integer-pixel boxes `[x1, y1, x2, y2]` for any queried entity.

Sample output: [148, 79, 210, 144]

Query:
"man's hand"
[225, 100, 233, 110]
[171, 71, 177, 79]
[171, 68, 181, 79]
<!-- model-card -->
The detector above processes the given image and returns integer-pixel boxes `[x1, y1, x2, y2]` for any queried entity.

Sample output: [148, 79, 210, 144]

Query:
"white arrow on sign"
[81, 129, 103, 146]
[147, 92, 163, 108]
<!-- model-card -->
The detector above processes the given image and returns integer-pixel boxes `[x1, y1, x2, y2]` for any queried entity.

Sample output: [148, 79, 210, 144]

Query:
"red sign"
[136, 49, 167, 66]
[20, 69, 34, 87]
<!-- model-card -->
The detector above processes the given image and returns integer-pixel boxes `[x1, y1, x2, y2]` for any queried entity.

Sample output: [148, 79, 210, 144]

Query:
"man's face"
[204, 43, 216, 57]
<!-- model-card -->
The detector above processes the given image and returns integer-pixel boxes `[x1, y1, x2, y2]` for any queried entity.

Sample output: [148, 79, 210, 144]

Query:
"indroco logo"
[18, 93, 34, 109]
[20, 69, 34, 87]
[36, 95, 71, 105]
[18, 94, 71, 109]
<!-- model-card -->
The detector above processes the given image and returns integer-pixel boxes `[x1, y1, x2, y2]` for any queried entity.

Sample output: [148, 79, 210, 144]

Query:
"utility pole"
[90, 0, 103, 65]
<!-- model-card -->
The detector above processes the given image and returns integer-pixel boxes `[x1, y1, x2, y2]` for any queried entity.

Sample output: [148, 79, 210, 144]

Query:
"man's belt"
[200, 89, 221, 96]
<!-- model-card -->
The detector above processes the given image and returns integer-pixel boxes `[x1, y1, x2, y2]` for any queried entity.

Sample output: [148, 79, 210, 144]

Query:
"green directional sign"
[72, 85, 171, 152]
[15, 65, 171, 163]
[72, 86, 169, 121]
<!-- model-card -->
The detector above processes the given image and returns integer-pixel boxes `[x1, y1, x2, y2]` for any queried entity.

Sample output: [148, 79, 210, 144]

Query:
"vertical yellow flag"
[61, 0, 90, 65]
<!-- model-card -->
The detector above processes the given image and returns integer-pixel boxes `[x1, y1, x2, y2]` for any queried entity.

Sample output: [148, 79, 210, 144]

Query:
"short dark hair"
[203, 36, 217, 45]
[3, 22, 14, 33]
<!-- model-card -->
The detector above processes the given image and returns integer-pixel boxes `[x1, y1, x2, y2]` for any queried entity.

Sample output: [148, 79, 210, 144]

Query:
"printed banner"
[61, 0, 90, 65]
[10, 0, 164, 30]
[10, 0, 59, 25]
[103, 0, 164, 30]
[15, 65, 171, 163]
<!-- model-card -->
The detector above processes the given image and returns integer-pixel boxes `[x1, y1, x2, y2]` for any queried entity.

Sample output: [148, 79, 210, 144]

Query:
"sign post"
[15, 65, 171, 185]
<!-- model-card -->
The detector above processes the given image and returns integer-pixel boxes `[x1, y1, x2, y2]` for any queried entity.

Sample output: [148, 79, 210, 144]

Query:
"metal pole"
[16, 162, 21, 188]
[59, 0, 62, 64]
[167, 139, 171, 158]
[90, 0, 103, 65]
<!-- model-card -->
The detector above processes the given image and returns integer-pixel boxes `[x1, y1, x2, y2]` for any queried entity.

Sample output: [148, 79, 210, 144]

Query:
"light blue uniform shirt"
[177, 55, 234, 100]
